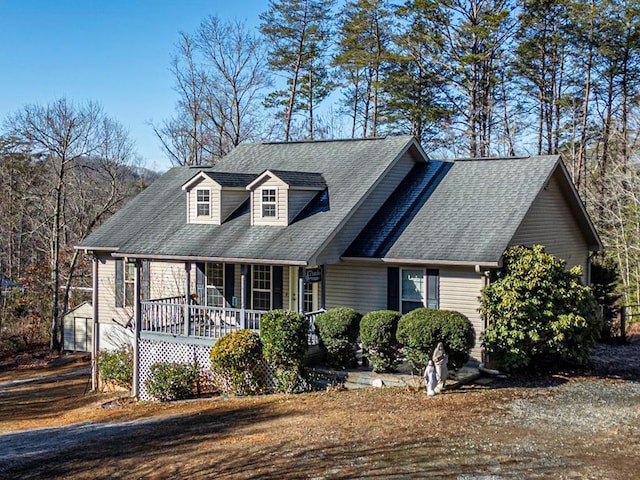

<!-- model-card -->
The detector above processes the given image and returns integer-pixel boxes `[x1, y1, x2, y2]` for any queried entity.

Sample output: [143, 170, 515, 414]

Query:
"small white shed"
[63, 302, 93, 352]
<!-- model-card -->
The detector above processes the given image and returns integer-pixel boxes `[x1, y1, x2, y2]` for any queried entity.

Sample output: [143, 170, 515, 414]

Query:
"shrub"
[480, 244, 600, 372]
[209, 329, 266, 395]
[261, 309, 309, 393]
[145, 362, 199, 402]
[396, 308, 475, 372]
[97, 346, 133, 389]
[360, 310, 402, 372]
[315, 307, 362, 369]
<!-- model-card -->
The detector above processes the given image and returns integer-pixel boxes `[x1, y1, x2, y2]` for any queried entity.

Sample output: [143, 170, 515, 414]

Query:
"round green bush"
[260, 309, 309, 393]
[144, 362, 198, 402]
[396, 308, 475, 372]
[360, 310, 402, 372]
[209, 329, 266, 395]
[97, 346, 133, 389]
[480, 244, 599, 371]
[315, 307, 362, 369]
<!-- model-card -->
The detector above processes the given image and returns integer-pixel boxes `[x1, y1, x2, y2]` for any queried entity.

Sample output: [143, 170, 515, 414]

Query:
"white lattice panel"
[139, 339, 213, 400]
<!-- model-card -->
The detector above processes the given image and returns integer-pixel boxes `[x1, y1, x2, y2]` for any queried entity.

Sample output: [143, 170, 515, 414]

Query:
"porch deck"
[141, 296, 321, 344]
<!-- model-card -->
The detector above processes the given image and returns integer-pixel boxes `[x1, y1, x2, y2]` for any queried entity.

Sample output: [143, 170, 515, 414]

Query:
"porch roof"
[77, 136, 421, 263]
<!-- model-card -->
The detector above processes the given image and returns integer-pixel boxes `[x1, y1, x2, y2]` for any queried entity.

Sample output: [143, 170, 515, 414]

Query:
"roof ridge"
[261, 136, 396, 146]
[453, 155, 534, 162]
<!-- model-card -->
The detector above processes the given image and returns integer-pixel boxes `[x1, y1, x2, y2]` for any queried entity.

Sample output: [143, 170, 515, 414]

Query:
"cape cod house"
[76, 136, 602, 398]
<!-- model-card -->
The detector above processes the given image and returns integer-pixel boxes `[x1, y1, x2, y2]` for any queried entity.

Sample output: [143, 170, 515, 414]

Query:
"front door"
[288, 267, 319, 313]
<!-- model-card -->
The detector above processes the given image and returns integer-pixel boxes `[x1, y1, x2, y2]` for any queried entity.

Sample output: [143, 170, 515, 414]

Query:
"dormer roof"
[246, 169, 327, 190]
[182, 171, 258, 190]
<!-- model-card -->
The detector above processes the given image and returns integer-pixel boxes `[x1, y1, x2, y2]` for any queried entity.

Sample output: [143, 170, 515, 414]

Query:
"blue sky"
[0, 0, 268, 171]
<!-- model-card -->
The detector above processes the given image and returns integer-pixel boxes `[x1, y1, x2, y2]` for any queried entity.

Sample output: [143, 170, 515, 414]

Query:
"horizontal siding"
[221, 190, 248, 222]
[325, 263, 387, 314]
[150, 261, 187, 299]
[188, 178, 220, 224]
[510, 171, 589, 273]
[288, 190, 317, 223]
[439, 268, 485, 363]
[318, 151, 416, 264]
[97, 257, 132, 327]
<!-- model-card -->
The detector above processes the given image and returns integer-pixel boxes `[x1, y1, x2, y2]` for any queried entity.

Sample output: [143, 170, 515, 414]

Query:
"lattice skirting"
[138, 338, 214, 401]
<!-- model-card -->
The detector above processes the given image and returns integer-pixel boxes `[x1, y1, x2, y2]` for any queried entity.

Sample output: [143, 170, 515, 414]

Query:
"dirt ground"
[0, 344, 638, 479]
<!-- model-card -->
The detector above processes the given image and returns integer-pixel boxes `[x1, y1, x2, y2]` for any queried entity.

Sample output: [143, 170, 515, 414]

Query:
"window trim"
[196, 188, 211, 217]
[205, 262, 225, 308]
[251, 265, 272, 310]
[260, 187, 278, 219]
[124, 261, 136, 307]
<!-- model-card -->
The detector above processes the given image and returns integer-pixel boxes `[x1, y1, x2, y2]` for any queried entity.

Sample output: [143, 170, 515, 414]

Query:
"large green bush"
[396, 308, 475, 372]
[360, 310, 402, 372]
[315, 307, 362, 369]
[480, 244, 600, 371]
[261, 309, 309, 393]
[209, 329, 266, 395]
[144, 362, 199, 402]
[97, 346, 133, 389]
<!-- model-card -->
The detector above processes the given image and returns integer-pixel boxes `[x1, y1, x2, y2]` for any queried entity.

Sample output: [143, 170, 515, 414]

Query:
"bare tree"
[4, 98, 138, 351]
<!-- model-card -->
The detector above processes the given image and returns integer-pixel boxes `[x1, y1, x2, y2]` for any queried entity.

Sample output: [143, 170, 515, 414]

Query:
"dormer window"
[196, 189, 210, 217]
[261, 188, 277, 218]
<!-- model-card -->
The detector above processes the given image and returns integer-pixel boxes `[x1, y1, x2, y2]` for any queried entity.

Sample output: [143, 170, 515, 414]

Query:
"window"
[196, 189, 210, 217]
[124, 261, 135, 307]
[400, 268, 439, 314]
[303, 282, 317, 313]
[252, 265, 272, 310]
[205, 263, 224, 307]
[261, 188, 277, 218]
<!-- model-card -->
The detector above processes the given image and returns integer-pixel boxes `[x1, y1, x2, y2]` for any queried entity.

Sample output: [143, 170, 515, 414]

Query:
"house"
[76, 136, 602, 399]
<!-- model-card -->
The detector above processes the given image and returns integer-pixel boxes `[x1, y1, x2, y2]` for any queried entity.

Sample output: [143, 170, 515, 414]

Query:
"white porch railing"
[141, 298, 322, 345]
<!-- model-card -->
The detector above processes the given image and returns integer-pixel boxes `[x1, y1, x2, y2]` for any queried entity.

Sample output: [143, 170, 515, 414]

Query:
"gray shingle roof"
[378, 155, 564, 264]
[266, 170, 327, 189]
[202, 172, 257, 187]
[78, 136, 418, 263]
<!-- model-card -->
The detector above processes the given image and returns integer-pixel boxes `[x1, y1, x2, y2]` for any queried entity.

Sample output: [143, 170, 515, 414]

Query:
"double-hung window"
[261, 188, 277, 218]
[205, 263, 224, 307]
[124, 261, 136, 307]
[400, 268, 439, 314]
[252, 265, 272, 310]
[196, 189, 210, 217]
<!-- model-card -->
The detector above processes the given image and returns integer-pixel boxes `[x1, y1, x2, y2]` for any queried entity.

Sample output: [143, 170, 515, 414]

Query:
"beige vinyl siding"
[187, 177, 221, 224]
[510, 170, 589, 273]
[288, 190, 317, 224]
[97, 257, 133, 327]
[220, 190, 249, 222]
[317, 151, 417, 264]
[251, 177, 288, 226]
[324, 263, 387, 314]
[149, 261, 186, 299]
[439, 268, 485, 363]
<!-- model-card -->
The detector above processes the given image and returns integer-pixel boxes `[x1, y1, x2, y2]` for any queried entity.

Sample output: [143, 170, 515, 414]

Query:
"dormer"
[182, 172, 256, 225]
[246, 170, 327, 226]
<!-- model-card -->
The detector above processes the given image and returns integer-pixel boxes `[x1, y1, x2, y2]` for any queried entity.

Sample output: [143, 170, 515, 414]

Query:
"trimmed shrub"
[396, 308, 475, 373]
[261, 309, 309, 393]
[360, 310, 402, 372]
[480, 244, 599, 371]
[97, 346, 133, 389]
[209, 329, 266, 395]
[144, 362, 199, 402]
[315, 307, 362, 369]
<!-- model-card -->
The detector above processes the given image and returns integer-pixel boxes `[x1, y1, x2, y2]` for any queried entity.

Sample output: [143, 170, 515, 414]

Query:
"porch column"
[298, 267, 305, 314]
[240, 264, 247, 329]
[320, 264, 326, 310]
[184, 262, 191, 336]
[132, 259, 142, 399]
[91, 254, 99, 391]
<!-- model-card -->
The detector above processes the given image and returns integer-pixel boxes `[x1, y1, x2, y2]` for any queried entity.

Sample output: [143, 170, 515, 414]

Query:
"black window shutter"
[115, 258, 124, 307]
[224, 263, 235, 307]
[387, 267, 399, 311]
[195, 262, 205, 305]
[244, 265, 252, 309]
[141, 260, 150, 300]
[427, 269, 439, 309]
[272, 266, 283, 310]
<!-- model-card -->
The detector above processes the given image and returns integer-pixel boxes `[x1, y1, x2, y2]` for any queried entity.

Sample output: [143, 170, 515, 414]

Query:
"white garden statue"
[432, 342, 448, 393]
[423, 360, 437, 396]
